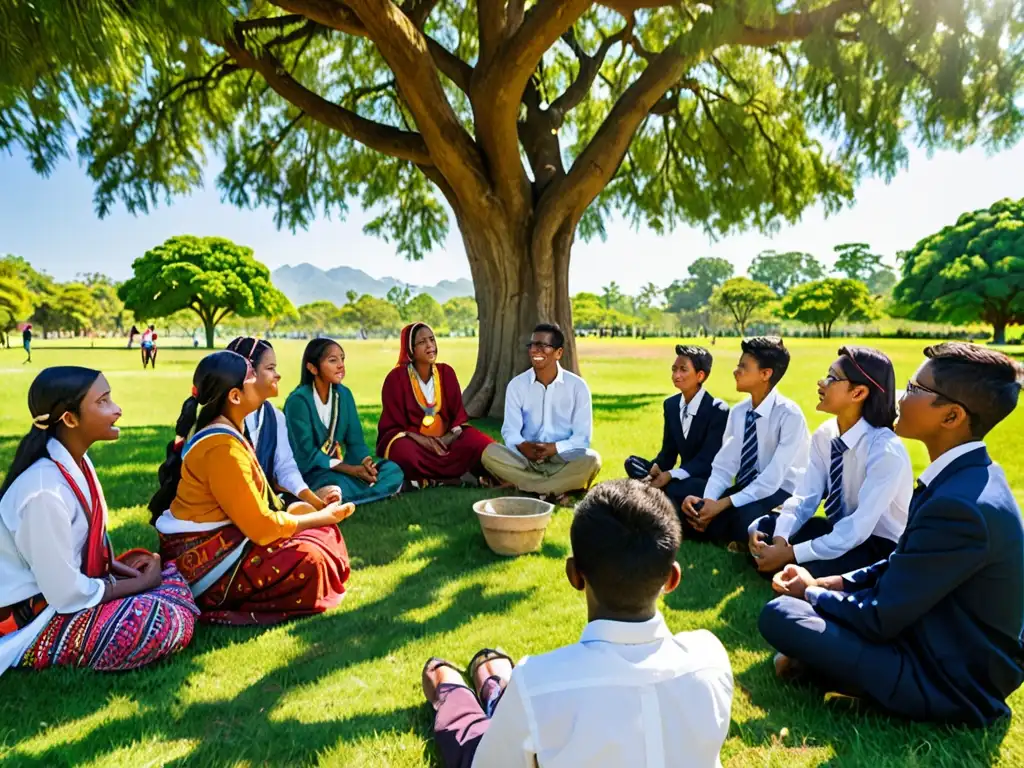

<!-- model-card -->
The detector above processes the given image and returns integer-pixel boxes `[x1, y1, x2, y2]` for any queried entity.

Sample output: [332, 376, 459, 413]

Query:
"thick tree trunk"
[460, 208, 578, 419]
[204, 318, 216, 348]
[992, 320, 1007, 345]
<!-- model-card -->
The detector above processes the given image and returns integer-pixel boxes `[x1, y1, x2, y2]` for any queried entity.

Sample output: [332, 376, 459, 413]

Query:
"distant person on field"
[140, 325, 157, 369]
[0, 367, 197, 676]
[421, 479, 733, 767]
[192, 331, 199, 349]
[482, 323, 602, 504]
[22, 324, 31, 364]
[747, 346, 912, 578]
[128, 325, 139, 349]
[760, 343, 1024, 727]
[624, 345, 729, 517]
[681, 336, 810, 545]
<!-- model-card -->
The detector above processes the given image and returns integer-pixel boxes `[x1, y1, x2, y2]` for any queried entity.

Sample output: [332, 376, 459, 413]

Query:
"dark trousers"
[433, 679, 504, 767]
[684, 484, 791, 544]
[623, 456, 709, 520]
[759, 596, 965, 722]
[754, 515, 898, 578]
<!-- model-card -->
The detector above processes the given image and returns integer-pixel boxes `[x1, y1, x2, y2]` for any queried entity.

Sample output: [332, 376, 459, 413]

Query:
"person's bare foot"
[773, 652, 805, 681]
[422, 658, 466, 705]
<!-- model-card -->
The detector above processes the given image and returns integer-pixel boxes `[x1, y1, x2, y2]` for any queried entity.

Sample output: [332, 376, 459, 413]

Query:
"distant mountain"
[272, 263, 474, 306]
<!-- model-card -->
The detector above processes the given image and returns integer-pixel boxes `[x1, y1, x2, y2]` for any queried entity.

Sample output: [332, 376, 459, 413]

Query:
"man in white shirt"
[482, 323, 601, 500]
[422, 479, 733, 767]
[682, 337, 810, 544]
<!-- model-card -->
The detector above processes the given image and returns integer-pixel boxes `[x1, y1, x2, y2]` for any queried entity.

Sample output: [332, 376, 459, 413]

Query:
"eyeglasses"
[904, 379, 974, 418]
[823, 373, 848, 387]
[526, 342, 557, 352]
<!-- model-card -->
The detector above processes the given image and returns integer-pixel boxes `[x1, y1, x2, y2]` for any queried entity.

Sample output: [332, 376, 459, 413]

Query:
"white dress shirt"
[311, 385, 343, 469]
[772, 418, 912, 564]
[472, 613, 732, 768]
[805, 439, 989, 606]
[704, 388, 810, 507]
[501, 364, 593, 455]
[0, 439, 107, 675]
[668, 388, 707, 481]
[245, 403, 310, 497]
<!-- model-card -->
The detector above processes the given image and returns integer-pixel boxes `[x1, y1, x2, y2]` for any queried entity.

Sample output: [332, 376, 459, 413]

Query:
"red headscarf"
[396, 322, 430, 367]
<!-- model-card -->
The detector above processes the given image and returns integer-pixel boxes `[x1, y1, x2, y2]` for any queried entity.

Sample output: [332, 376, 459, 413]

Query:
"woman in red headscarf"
[377, 323, 495, 488]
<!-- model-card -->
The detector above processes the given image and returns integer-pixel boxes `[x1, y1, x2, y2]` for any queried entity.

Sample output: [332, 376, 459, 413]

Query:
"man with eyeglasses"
[759, 342, 1024, 727]
[482, 323, 601, 503]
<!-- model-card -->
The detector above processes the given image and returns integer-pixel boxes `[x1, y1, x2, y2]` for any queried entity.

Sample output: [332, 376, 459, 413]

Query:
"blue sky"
[1, 141, 1021, 295]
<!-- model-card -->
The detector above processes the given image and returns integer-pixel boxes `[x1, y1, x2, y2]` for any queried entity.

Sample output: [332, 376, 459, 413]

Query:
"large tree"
[780, 277, 875, 337]
[663, 256, 734, 312]
[710, 277, 775, 335]
[749, 250, 825, 295]
[894, 197, 1024, 344]
[118, 235, 294, 347]
[3, 2, 1022, 415]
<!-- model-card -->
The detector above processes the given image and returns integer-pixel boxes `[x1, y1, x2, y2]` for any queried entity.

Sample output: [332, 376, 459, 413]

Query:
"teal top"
[284, 382, 372, 477]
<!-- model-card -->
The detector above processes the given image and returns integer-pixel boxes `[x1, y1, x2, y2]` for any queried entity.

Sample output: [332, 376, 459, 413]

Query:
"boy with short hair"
[760, 343, 1024, 726]
[482, 323, 601, 501]
[625, 345, 729, 513]
[422, 479, 733, 767]
[682, 336, 810, 544]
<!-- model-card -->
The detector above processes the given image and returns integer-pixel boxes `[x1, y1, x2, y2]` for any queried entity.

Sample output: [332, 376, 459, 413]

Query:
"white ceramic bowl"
[472, 497, 555, 556]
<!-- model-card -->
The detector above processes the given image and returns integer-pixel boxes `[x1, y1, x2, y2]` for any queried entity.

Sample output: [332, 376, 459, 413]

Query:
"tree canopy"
[406, 292, 447, 330]
[749, 250, 825, 296]
[443, 296, 478, 335]
[893, 197, 1024, 344]
[4, 0, 1022, 415]
[710, 277, 775, 335]
[118, 235, 294, 347]
[779, 277, 875, 337]
[664, 257, 734, 312]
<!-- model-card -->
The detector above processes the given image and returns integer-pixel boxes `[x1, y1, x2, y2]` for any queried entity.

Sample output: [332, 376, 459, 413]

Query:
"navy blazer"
[651, 391, 729, 481]
[813, 446, 1024, 726]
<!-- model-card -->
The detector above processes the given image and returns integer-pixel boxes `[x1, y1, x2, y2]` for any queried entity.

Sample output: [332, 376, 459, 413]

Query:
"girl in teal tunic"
[284, 338, 404, 506]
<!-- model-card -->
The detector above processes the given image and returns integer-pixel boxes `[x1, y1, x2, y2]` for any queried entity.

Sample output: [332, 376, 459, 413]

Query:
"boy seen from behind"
[422, 479, 734, 767]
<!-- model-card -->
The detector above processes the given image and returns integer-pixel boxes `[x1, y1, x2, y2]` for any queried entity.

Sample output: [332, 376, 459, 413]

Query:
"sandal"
[422, 657, 466, 705]
[467, 648, 514, 682]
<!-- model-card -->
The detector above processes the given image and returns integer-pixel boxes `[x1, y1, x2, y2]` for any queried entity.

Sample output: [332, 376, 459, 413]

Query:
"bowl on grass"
[472, 497, 555, 556]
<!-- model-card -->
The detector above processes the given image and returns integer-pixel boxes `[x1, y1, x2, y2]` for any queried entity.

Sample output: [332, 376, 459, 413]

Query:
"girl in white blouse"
[0, 367, 197, 676]
[748, 346, 912, 578]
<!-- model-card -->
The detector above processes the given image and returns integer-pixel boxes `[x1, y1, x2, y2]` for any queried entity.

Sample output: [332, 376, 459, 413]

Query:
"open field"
[0, 336, 1021, 767]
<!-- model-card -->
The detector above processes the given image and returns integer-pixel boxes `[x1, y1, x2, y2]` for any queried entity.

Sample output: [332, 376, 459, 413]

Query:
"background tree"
[118, 235, 293, 348]
[866, 267, 897, 298]
[341, 294, 402, 339]
[297, 300, 344, 337]
[0, 270, 31, 348]
[345, 289, 359, 306]
[894, 197, 1024, 344]
[749, 250, 825, 296]
[833, 243, 884, 282]
[780, 277, 875, 338]
[80, 273, 130, 334]
[664, 257, 734, 313]
[601, 281, 624, 310]
[4, 2, 1021, 414]
[443, 296, 478, 336]
[386, 285, 413, 321]
[406, 292, 446, 330]
[710, 277, 776, 335]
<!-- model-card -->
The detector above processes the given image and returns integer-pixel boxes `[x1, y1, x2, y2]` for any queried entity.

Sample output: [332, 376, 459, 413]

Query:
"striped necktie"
[736, 410, 760, 488]
[824, 437, 849, 523]
[681, 403, 690, 438]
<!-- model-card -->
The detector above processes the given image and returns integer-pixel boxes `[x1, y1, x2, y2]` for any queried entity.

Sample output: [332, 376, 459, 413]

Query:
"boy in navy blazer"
[624, 345, 729, 513]
[760, 343, 1024, 726]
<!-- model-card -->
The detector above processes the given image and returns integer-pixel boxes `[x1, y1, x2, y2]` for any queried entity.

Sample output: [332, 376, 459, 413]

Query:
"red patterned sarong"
[17, 565, 198, 671]
[159, 525, 350, 626]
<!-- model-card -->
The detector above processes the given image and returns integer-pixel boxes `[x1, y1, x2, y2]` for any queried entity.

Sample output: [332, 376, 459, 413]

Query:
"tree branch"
[738, 0, 866, 46]
[548, 18, 635, 127]
[344, 0, 491, 204]
[222, 37, 432, 165]
[270, 0, 473, 92]
[478, 1, 506, 61]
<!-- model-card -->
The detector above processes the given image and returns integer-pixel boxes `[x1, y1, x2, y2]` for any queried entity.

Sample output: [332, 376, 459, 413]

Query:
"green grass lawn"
[0, 336, 1021, 767]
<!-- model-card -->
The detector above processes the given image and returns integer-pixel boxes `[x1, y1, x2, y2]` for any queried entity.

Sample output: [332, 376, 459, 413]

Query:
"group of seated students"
[0, 324, 1021, 765]
[422, 338, 1024, 767]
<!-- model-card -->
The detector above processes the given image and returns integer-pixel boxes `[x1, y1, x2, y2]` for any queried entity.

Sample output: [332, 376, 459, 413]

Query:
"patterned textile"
[736, 410, 761, 488]
[17, 565, 198, 671]
[824, 436, 849, 523]
[160, 525, 350, 626]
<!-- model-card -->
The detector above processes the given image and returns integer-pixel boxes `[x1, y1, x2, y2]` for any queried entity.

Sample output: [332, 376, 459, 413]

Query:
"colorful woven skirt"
[17, 564, 198, 671]
[160, 525, 350, 626]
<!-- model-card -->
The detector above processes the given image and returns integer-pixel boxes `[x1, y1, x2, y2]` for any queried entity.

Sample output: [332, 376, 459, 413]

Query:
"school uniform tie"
[824, 437, 849, 523]
[736, 410, 760, 488]
[681, 403, 691, 439]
